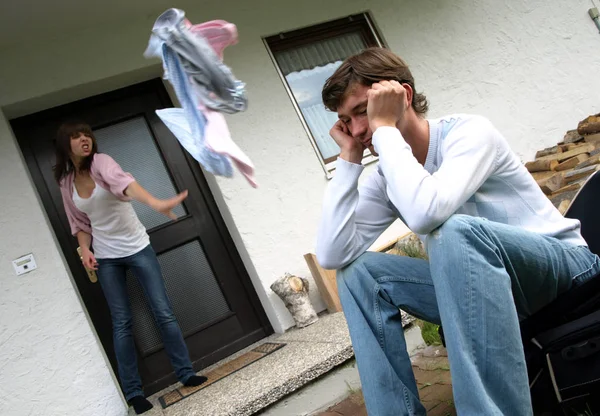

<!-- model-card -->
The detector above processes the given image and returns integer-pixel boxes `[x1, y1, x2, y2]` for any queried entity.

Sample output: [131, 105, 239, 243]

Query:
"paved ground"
[135, 313, 354, 416]
[317, 345, 455, 416]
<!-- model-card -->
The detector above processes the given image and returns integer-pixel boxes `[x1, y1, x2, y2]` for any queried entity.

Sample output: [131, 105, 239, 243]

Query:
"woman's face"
[70, 132, 94, 159]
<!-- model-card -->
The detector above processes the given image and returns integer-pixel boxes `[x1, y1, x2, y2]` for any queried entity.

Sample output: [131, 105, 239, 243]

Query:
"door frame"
[10, 78, 273, 394]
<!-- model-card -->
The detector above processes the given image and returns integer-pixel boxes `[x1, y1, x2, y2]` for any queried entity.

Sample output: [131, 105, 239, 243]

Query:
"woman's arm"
[76, 231, 98, 270]
[125, 181, 188, 220]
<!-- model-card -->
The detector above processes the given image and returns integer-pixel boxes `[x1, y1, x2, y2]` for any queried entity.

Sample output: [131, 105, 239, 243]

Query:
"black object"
[439, 171, 600, 415]
[183, 375, 208, 387]
[128, 396, 153, 415]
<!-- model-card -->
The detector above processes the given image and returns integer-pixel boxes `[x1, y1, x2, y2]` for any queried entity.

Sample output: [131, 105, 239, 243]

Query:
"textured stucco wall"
[0, 0, 599, 413]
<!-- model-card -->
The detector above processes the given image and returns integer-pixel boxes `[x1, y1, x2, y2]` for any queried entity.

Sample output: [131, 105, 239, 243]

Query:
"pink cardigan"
[59, 153, 135, 236]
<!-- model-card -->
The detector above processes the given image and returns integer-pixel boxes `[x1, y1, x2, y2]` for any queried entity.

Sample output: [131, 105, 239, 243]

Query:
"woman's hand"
[150, 190, 189, 220]
[81, 248, 98, 270]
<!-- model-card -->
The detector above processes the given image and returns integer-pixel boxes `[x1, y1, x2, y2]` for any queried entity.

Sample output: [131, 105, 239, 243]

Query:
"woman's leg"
[96, 257, 144, 401]
[127, 245, 197, 383]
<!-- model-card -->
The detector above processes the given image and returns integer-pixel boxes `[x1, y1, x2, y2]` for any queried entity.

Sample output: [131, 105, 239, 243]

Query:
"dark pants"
[97, 245, 195, 400]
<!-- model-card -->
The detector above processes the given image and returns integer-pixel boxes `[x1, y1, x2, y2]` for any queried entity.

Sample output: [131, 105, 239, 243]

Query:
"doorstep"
[132, 312, 354, 416]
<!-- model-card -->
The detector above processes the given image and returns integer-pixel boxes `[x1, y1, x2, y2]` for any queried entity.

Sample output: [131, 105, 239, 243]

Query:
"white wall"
[0, 0, 599, 413]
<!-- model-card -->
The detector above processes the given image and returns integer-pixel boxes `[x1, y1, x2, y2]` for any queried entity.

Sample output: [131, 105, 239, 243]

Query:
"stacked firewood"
[525, 113, 600, 215]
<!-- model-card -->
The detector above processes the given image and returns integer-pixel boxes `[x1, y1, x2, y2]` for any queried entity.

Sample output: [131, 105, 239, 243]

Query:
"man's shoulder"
[429, 113, 493, 131]
[431, 113, 503, 148]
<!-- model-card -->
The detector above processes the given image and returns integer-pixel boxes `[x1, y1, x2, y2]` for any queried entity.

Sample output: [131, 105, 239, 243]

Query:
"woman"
[54, 122, 206, 414]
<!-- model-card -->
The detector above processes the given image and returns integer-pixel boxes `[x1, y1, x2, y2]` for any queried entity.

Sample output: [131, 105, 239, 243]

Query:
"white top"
[73, 181, 149, 259]
[316, 114, 586, 270]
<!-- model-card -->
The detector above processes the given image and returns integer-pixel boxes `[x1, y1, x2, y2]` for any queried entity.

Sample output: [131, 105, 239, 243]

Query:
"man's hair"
[322, 47, 428, 115]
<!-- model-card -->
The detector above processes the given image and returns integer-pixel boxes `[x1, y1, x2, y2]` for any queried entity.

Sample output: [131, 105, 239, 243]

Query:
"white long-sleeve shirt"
[316, 114, 586, 270]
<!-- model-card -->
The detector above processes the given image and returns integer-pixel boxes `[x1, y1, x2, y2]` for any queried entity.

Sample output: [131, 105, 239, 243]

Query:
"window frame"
[263, 12, 386, 178]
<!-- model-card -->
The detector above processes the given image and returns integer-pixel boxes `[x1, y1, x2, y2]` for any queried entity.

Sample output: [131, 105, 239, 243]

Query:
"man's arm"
[366, 81, 500, 235]
[316, 159, 397, 270]
[373, 116, 499, 235]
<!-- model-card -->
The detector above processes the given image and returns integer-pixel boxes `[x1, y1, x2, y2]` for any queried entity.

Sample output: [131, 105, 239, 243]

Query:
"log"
[304, 253, 342, 313]
[558, 200, 571, 215]
[559, 143, 590, 152]
[531, 171, 556, 181]
[535, 146, 562, 159]
[525, 159, 558, 172]
[584, 132, 600, 143]
[563, 129, 584, 144]
[549, 181, 582, 197]
[538, 173, 564, 194]
[577, 113, 600, 135]
[563, 165, 600, 184]
[536, 144, 595, 162]
[575, 153, 600, 170]
[550, 190, 579, 208]
[270, 273, 318, 328]
[555, 154, 589, 171]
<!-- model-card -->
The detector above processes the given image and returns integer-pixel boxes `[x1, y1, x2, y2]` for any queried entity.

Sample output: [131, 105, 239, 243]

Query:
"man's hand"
[81, 248, 98, 270]
[367, 80, 409, 133]
[330, 120, 364, 164]
[150, 190, 188, 220]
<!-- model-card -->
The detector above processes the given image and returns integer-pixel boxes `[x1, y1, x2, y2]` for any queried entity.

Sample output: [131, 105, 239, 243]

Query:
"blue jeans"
[96, 245, 196, 400]
[337, 215, 600, 416]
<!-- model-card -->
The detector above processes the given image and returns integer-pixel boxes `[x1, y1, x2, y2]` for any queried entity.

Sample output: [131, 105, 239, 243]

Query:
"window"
[264, 13, 385, 176]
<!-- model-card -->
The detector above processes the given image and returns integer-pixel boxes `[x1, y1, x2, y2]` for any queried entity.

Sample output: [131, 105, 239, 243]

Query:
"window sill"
[325, 151, 379, 180]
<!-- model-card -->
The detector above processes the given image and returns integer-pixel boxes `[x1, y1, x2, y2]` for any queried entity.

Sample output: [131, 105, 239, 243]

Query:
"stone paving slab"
[130, 313, 354, 416]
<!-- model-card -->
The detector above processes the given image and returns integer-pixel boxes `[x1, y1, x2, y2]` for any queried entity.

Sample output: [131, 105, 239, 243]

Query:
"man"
[315, 48, 600, 415]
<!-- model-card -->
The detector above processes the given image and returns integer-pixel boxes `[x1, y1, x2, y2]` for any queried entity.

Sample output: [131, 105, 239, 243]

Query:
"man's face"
[336, 84, 376, 155]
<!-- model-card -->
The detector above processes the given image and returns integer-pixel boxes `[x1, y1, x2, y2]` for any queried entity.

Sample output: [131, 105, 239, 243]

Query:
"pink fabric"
[186, 19, 257, 187]
[201, 103, 257, 188]
[59, 153, 135, 236]
[185, 19, 238, 59]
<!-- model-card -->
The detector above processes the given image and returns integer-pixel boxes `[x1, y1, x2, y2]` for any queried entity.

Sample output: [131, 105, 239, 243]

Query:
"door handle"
[77, 247, 98, 283]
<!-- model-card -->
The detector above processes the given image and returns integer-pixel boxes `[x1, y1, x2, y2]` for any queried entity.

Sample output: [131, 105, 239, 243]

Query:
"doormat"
[158, 342, 286, 409]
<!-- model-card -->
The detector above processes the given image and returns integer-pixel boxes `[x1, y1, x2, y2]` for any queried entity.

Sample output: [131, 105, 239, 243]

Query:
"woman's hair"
[53, 121, 98, 184]
[322, 47, 428, 115]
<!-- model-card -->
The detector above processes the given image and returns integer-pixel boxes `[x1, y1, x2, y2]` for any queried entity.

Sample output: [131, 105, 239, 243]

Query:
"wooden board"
[304, 253, 342, 313]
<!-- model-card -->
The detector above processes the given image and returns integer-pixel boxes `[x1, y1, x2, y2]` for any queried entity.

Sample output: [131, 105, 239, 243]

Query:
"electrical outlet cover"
[12, 253, 37, 276]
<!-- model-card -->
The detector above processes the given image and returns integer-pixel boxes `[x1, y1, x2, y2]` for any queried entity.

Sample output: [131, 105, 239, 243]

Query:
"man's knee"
[429, 214, 484, 242]
[336, 252, 381, 290]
